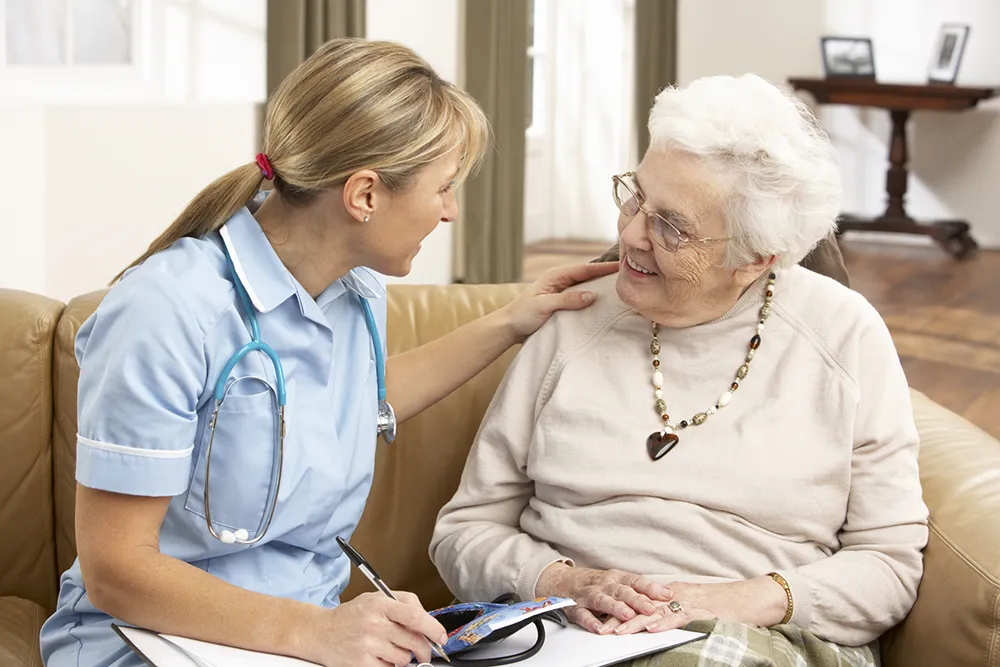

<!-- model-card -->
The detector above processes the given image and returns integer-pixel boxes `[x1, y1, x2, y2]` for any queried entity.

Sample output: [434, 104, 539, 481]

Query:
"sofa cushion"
[0, 289, 63, 614]
[0, 597, 46, 667]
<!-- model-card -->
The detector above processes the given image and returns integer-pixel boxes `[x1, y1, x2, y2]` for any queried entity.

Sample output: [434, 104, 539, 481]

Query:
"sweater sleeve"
[429, 319, 573, 604]
[776, 311, 929, 646]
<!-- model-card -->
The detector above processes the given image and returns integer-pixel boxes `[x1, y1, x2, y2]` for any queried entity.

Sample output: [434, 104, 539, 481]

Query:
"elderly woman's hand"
[599, 578, 790, 636]
[535, 563, 674, 633]
[498, 262, 618, 344]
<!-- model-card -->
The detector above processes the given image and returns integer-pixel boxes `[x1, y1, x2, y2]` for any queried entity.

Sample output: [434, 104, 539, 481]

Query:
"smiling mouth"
[625, 252, 658, 276]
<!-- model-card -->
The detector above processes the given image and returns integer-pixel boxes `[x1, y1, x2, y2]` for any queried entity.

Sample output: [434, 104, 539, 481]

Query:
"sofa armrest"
[880, 389, 1000, 667]
[0, 289, 63, 614]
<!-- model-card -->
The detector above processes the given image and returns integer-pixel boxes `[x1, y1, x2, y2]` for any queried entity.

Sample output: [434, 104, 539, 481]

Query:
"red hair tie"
[255, 152, 275, 180]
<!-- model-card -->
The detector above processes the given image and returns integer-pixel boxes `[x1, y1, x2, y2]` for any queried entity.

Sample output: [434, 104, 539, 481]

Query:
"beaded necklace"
[646, 272, 776, 461]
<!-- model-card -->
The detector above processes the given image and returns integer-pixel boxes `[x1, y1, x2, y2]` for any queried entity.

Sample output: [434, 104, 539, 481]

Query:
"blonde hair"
[114, 38, 490, 282]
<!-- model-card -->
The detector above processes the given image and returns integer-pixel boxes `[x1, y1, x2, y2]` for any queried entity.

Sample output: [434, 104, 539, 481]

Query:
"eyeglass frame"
[611, 171, 731, 252]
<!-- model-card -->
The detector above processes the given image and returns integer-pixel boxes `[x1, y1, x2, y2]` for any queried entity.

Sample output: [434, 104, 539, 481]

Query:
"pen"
[336, 536, 450, 663]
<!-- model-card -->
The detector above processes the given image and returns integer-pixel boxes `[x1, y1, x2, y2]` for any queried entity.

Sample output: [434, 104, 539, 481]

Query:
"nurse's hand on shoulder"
[501, 262, 618, 343]
[305, 590, 448, 667]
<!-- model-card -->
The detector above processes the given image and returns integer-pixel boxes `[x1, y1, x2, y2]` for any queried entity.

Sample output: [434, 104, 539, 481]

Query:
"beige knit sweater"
[429, 266, 929, 647]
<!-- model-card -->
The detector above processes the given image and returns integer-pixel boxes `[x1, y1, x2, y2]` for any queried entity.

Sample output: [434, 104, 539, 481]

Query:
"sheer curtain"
[547, 0, 636, 242]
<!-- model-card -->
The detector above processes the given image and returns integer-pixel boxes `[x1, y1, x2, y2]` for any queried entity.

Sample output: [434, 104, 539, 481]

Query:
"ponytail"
[112, 163, 264, 284]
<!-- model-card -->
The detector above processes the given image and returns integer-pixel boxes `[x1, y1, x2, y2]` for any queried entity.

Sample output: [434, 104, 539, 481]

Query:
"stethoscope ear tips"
[219, 528, 250, 544]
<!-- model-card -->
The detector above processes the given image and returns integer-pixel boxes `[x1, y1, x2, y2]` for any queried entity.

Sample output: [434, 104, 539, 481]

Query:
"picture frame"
[820, 36, 876, 79]
[927, 23, 970, 84]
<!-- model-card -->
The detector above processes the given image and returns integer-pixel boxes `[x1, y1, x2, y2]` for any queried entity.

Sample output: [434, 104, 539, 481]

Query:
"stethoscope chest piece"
[377, 400, 396, 444]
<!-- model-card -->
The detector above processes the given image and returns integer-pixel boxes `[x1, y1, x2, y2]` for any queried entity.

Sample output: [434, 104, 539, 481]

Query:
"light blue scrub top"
[39, 202, 388, 667]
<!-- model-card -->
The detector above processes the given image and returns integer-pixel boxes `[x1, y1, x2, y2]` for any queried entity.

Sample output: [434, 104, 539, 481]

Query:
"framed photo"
[820, 37, 876, 79]
[927, 24, 970, 84]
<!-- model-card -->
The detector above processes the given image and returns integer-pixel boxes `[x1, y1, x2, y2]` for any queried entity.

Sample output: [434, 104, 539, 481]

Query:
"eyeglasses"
[611, 171, 730, 252]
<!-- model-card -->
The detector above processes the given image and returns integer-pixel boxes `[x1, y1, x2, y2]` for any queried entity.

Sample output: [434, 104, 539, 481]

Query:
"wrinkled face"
[367, 151, 461, 277]
[615, 149, 740, 320]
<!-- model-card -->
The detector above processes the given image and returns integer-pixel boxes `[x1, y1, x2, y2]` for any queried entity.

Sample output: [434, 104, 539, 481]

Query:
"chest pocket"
[184, 379, 295, 537]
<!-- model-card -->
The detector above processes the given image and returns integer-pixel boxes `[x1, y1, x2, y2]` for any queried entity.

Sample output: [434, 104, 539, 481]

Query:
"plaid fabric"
[622, 620, 877, 667]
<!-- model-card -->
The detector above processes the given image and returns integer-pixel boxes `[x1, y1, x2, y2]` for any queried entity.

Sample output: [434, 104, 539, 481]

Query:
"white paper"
[422, 621, 705, 666]
[115, 626, 319, 667]
[116, 627, 206, 667]
[116, 619, 704, 667]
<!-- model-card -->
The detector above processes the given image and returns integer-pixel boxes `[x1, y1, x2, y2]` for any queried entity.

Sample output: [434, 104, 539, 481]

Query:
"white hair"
[646, 73, 842, 268]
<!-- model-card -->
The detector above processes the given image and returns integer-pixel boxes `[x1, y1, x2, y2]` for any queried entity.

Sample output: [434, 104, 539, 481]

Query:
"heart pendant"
[646, 431, 679, 461]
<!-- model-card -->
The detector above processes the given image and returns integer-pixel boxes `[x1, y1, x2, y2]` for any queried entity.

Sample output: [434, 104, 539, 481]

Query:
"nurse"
[39, 38, 614, 667]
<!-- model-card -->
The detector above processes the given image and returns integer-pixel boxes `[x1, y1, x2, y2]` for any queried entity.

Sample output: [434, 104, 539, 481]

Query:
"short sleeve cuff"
[514, 551, 575, 602]
[76, 436, 193, 497]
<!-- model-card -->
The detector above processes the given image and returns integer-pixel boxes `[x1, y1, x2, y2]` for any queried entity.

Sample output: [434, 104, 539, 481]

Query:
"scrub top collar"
[219, 206, 385, 317]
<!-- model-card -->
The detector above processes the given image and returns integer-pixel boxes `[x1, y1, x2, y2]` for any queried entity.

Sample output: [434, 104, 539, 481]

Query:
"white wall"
[0, 104, 261, 303]
[366, 0, 460, 285]
[0, 0, 267, 300]
[678, 0, 825, 86]
[676, 0, 1000, 249]
[42, 106, 261, 302]
[0, 109, 47, 295]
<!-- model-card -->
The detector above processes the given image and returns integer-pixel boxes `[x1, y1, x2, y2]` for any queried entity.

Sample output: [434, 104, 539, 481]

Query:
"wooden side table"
[788, 77, 998, 258]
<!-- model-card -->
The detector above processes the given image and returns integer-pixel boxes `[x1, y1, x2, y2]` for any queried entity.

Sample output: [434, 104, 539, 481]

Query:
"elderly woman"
[429, 74, 928, 667]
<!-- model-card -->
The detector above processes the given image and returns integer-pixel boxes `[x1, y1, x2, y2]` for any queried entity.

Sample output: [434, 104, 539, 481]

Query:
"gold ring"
[668, 601, 682, 613]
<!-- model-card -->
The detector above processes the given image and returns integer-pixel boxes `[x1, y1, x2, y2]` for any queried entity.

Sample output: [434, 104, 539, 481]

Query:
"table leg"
[834, 109, 978, 259]
[885, 109, 909, 219]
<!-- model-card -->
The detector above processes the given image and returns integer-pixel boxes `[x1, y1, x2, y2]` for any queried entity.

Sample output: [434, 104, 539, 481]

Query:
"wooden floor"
[523, 237, 1000, 439]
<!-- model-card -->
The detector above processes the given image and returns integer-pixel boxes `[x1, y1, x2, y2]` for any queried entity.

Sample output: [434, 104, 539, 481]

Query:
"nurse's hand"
[385, 261, 617, 424]
[500, 262, 618, 343]
[308, 591, 448, 666]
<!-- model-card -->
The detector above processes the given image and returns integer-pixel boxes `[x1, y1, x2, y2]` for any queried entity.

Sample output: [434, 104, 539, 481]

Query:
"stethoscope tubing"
[202, 247, 390, 546]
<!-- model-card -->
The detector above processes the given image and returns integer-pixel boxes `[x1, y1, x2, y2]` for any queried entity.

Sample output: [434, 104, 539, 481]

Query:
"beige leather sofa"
[2, 282, 999, 667]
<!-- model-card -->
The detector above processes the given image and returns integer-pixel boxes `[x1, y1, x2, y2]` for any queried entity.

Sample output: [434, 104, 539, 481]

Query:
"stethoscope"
[203, 247, 395, 545]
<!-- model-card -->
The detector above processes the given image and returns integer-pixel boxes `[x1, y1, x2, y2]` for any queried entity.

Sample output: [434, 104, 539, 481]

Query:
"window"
[5, 0, 134, 66]
[0, 0, 157, 105]
[522, 0, 636, 244]
[1, 1, 266, 106]
[526, 0, 547, 135]
[523, 0, 553, 244]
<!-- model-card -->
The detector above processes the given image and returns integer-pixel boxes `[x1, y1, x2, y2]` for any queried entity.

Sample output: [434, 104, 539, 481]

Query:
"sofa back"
[43, 283, 524, 611]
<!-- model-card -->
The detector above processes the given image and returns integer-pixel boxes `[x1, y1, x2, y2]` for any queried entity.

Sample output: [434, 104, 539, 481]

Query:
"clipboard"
[112, 625, 319, 667]
[113, 621, 706, 667]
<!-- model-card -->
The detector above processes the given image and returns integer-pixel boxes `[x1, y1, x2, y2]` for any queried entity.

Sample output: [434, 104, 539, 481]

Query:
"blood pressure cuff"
[428, 595, 573, 666]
